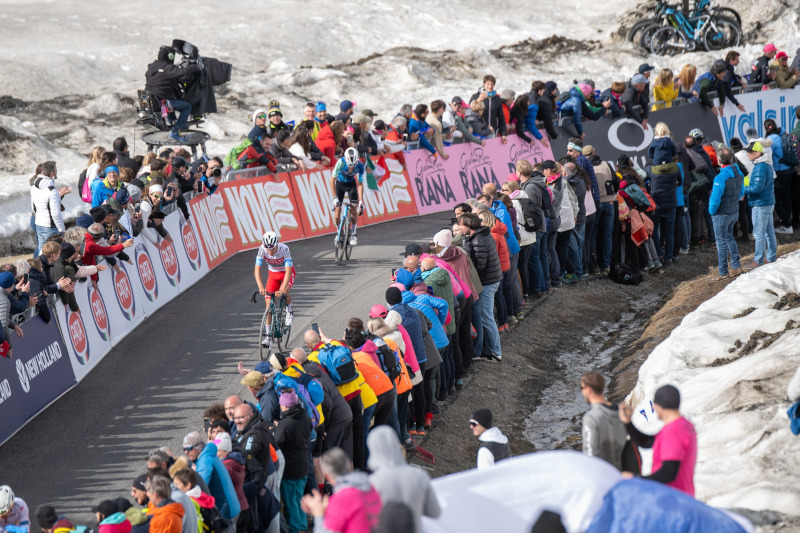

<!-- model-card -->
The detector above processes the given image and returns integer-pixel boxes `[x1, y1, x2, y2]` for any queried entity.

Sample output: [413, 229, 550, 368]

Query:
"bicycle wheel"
[258, 305, 271, 361]
[650, 26, 688, 56]
[272, 297, 288, 352]
[639, 23, 664, 52]
[628, 18, 656, 43]
[345, 221, 353, 261]
[702, 16, 741, 52]
[334, 219, 345, 266]
[718, 7, 741, 27]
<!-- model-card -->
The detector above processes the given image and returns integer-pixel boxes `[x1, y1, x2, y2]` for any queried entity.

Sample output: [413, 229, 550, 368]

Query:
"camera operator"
[198, 157, 224, 194]
[145, 46, 200, 143]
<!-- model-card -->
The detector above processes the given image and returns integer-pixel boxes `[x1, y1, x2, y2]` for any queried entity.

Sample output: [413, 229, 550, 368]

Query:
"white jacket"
[31, 175, 65, 231]
[557, 183, 578, 232]
[288, 143, 316, 170]
[509, 190, 536, 246]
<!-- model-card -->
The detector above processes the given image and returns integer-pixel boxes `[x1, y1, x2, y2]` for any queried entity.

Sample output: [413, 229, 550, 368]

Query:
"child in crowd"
[649, 122, 677, 165]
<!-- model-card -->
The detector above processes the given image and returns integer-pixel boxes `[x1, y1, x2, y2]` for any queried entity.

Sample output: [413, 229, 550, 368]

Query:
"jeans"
[477, 281, 502, 356]
[712, 212, 741, 275]
[650, 208, 676, 262]
[532, 231, 548, 292]
[569, 221, 585, 277]
[596, 202, 615, 269]
[674, 207, 691, 251]
[34, 225, 59, 257]
[751, 204, 778, 264]
[168, 99, 192, 134]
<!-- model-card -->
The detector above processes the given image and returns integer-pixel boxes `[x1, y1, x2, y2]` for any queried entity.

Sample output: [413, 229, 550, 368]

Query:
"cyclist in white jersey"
[254, 232, 295, 335]
[0, 486, 29, 533]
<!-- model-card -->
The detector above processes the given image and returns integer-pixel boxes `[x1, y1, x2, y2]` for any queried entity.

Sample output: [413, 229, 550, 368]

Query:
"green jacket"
[421, 267, 456, 335]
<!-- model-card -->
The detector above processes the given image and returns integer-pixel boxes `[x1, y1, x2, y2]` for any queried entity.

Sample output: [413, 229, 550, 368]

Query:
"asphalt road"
[0, 212, 452, 524]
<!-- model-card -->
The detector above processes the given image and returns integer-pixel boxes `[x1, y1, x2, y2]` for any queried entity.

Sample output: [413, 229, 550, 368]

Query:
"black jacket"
[114, 150, 140, 175]
[463, 226, 503, 285]
[723, 62, 742, 106]
[144, 46, 200, 100]
[234, 416, 275, 486]
[268, 143, 299, 166]
[470, 92, 507, 136]
[355, 126, 379, 156]
[510, 105, 531, 142]
[303, 360, 352, 428]
[750, 55, 771, 85]
[621, 85, 649, 124]
[532, 92, 558, 140]
[273, 405, 312, 480]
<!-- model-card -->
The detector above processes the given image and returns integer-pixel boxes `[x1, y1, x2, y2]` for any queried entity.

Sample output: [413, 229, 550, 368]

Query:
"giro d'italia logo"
[136, 243, 159, 302]
[114, 263, 136, 321]
[87, 282, 110, 341]
[180, 218, 201, 271]
[67, 310, 90, 364]
[158, 237, 181, 287]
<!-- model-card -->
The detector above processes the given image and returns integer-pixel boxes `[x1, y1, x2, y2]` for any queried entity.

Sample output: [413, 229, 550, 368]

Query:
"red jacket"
[238, 146, 278, 172]
[489, 220, 510, 272]
[315, 122, 337, 163]
[223, 454, 250, 512]
[82, 233, 125, 281]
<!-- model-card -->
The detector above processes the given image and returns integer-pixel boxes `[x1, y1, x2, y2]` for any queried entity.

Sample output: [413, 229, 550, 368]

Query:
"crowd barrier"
[4, 86, 799, 446]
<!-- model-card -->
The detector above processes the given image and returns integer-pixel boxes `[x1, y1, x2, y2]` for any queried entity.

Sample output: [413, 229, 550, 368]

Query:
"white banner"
[716, 86, 800, 143]
[96, 260, 147, 346]
[57, 279, 113, 382]
[163, 211, 210, 290]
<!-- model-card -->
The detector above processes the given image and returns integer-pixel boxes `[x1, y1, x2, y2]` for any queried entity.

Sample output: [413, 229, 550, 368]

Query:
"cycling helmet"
[0, 486, 14, 515]
[262, 231, 279, 249]
[344, 147, 359, 167]
[689, 128, 704, 141]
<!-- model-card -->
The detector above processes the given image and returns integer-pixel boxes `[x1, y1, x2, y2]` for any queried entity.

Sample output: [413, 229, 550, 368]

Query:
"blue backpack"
[274, 372, 322, 428]
[316, 343, 358, 385]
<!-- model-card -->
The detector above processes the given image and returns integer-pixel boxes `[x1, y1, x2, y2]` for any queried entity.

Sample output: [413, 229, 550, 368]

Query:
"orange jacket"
[489, 220, 510, 271]
[384, 337, 412, 394]
[147, 501, 184, 533]
[352, 350, 394, 396]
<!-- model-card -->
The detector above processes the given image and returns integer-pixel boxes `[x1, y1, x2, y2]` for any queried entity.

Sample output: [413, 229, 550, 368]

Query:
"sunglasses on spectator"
[257, 114, 266, 119]
[469, 421, 478, 428]
[183, 446, 195, 452]
[152, 193, 162, 199]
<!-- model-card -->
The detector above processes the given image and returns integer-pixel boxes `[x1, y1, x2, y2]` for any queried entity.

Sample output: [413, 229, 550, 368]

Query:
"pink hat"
[391, 282, 406, 291]
[579, 83, 593, 97]
[764, 43, 777, 53]
[506, 173, 519, 182]
[776, 51, 788, 60]
[370, 304, 388, 319]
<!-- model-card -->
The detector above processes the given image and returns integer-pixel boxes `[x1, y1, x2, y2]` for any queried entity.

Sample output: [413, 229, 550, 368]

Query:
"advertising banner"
[549, 102, 724, 169]
[715, 86, 800, 143]
[171, 214, 210, 289]
[96, 261, 146, 346]
[141, 235, 181, 308]
[405, 134, 554, 215]
[189, 191, 238, 270]
[131, 240, 165, 317]
[0, 314, 75, 444]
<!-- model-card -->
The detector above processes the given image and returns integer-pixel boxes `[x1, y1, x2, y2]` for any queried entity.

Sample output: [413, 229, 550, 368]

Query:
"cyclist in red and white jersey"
[254, 231, 295, 336]
[0, 486, 29, 533]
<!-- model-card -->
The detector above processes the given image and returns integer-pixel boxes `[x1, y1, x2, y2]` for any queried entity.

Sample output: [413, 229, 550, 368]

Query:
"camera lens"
[212, 168, 221, 177]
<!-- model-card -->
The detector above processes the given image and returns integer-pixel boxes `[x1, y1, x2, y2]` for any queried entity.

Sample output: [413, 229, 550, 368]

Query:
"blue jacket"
[92, 177, 122, 208]
[523, 103, 543, 140]
[648, 137, 676, 166]
[389, 302, 427, 364]
[255, 378, 281, 425]
[576, 154, 601, 206]
[248, 124, 269, 143]
[647, 162, 681, 211]
[490, 201, 520, 255]
[709, 165, 744, 216]
[408, 115, 437, 155]
[768, 132, 792, 172]
[560, 87, 588, 135]
[401, 290, 449, 350]
[195, 442, 241, 520]
[743, 160, 775, 207]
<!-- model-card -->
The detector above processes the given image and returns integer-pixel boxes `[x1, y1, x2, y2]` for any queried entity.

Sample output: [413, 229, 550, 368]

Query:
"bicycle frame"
[337, 198, 352, 241]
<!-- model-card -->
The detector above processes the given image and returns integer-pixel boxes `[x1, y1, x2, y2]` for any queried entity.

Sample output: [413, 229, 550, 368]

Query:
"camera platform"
[141, 129, 211, 159]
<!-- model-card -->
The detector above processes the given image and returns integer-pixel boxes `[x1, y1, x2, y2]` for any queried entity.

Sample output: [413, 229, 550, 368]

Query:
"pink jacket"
[421, 253, 470, 299]
[384, 311, 420, 372]
[323, 471, 382, 533]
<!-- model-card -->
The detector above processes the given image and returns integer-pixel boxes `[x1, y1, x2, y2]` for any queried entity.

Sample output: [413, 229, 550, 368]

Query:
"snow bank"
[628, 251, 800, 515]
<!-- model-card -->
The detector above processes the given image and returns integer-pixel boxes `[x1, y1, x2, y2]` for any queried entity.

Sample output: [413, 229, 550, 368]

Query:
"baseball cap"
[776, 51, 788, 60]
[362, 109, 376, 118]
[370, 304, 388, 319]
[582, 145, 595, 156]
[254, 361, 272, 374]
[540, 160, 557, 170]
[240, 371, 264, 387]
[353, 113, 369, 125]
[400, 243, 424, 256]
[451, 96, 468, 108]
[631, 74, 648, 85]
[764, 43, 777, 53]
[335, 112, 351, 123]
[340, 100, 356, 112]
[638, 63, 655, 73]
[91, 500, 118, 517]
[745, 140, 764, 153]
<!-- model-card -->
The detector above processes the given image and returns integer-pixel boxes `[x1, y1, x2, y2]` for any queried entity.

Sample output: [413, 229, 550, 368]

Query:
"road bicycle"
[251, 291, 292, 359]
[334, 198, 357, 266]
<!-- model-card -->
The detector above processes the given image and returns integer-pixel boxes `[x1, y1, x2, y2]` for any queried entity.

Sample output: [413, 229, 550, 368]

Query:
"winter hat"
[579, 83, 593, 97]
[653, 384, 681, 409]
[470, 408, 493, 429]
[240, 371, 264, 388]
[395, 268, 415, 289]
[269, 351, 288, 371]
[340, 100, 356, 112]
[105, 165, 120, 175]
[76, 213, 95, 228]
[764, 43, 777, 53]
[252, 108, 267, 124]
[432, 229, 452, 248]
[385, 286, 402, 306]
[114, 498, 132, 513]
[268, 100, 282, 117]
[52, 519, 75, 533]
[91, 500, 118, 518]
[631, 74, 648, 85]
[370, 304, 388, 319]
[545, 81, 558, 95]
[506, 173, 519, 182]
[126, 184, 142, 202]
[35, 505, 59, 529]
[729, 138, 744, 152]
[113, 188, 130, 205]
[315, 101, 327, 112]
[279, 389, 298, 408]
[213, 432, 233, 453]
[60, 242, 76, 260]
[132, 474, 147, 492]
[254, 361, 272, 374]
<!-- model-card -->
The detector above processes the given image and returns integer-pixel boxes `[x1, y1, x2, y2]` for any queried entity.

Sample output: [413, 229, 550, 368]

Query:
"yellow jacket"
[652, 84, 679, 111]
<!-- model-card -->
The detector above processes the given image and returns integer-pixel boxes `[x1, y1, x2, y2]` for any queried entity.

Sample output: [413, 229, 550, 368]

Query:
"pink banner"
[405, 134, 554, 215]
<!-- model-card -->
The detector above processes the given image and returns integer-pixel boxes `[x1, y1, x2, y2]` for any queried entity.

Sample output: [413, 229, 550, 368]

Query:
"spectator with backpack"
[765, 118, 800, 233]
[517, 161, 551, 297]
